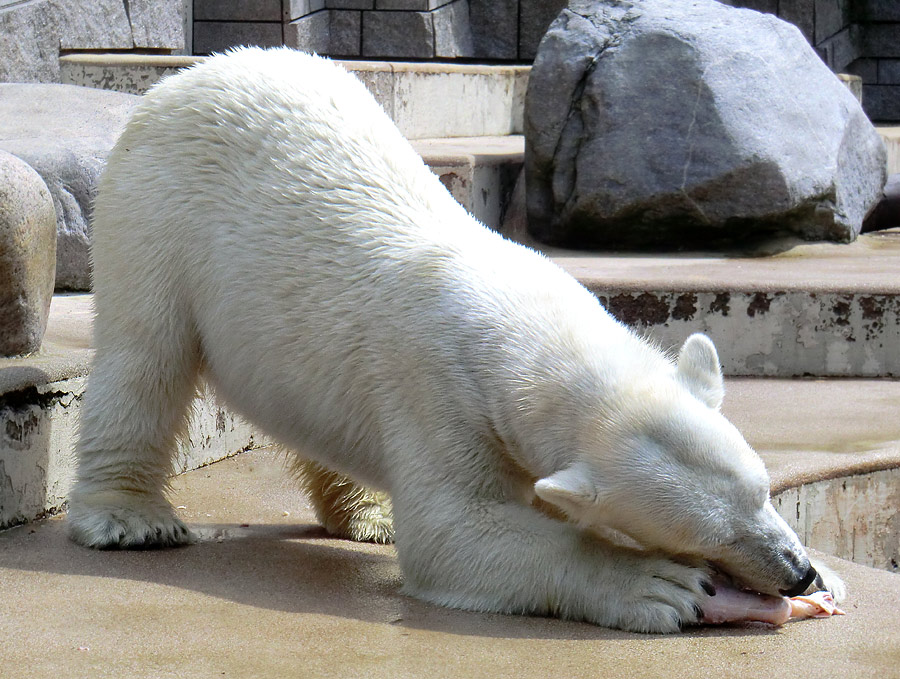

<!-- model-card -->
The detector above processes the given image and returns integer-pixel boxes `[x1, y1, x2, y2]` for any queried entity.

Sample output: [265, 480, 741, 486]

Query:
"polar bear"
[68, 47, 841, 633]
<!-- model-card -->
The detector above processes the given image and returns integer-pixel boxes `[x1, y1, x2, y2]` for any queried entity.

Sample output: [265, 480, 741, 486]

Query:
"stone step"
[58, 53, 528, 140]
[0, 444, 897, 678]
[57, 53, 899, 165]
[882, 126, 900, 175]
[412, 136, 524, 230]
[546, 231, 900, 378]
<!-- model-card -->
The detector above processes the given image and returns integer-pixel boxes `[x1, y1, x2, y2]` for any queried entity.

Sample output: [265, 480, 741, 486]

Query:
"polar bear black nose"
[780, 564, 818, 597]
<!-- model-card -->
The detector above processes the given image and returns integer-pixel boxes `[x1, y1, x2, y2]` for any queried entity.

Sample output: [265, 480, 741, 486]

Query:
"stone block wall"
[726, 0, 900, 121]
[849, 1, 900, 123]
[0, 0, 189, 83]
[193, 0, 565, 60]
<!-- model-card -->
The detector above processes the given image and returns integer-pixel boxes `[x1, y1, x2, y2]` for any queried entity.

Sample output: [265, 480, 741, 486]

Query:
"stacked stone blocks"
[729, 0, 900, 121]
[194, 0, 565, 60]
[0, 0, 187, 82]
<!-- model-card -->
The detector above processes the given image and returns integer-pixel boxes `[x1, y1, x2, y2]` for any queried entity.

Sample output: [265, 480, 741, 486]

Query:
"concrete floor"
[1, 447, 898, 679]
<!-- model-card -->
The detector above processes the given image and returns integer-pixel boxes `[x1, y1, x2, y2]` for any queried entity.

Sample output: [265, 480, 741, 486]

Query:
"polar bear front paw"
[611, 556, 710, 634]
[68, 491, 194, 549]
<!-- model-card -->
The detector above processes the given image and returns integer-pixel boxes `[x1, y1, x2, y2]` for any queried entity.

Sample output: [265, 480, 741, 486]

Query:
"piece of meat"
[788, 590, 846, 619]
[700, 584, 792, 625]
[699, 581, 845, 626]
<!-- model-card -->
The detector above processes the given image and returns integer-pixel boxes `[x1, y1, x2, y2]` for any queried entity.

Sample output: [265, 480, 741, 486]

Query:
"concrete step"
[58, 53, 528, 140]
[410, 136, 900, 377]
[0, 445, 897, 679]
[724, 377, 900, 573]
[57, 53, 900, 172]
[548, 230, 900, 378]
[412, 136, 523, 231]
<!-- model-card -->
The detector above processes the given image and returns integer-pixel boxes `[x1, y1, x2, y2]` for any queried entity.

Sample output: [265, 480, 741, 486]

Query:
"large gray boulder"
[0, 84, 138, 290]
[0, 151, 57, 356]
[525, 0, 888, 248]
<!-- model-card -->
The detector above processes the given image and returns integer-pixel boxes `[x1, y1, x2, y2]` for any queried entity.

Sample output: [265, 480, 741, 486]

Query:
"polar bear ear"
[676, 333, 724, 410]
[534, 463, 596, 518]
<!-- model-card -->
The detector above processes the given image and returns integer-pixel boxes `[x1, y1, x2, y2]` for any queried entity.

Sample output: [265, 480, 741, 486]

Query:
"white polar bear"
[68, 47, 841, 633]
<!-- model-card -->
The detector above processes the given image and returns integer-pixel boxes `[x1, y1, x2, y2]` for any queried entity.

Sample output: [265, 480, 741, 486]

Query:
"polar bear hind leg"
[292, 458, 394, 544]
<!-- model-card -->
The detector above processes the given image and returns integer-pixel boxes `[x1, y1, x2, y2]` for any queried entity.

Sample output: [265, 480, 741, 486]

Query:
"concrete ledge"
[882, 126, 900, 174]
[58, 53, 529, 139]
[412, 136, 524, 229]
[773, 468, 899, 572]
[723, 377, 900, 574]
[549, 229, 900, 376]
[0, 375, 260, 530]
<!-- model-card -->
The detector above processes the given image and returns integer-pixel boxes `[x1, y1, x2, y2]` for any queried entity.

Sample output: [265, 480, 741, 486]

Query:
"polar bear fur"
[68, 47, 842, 633]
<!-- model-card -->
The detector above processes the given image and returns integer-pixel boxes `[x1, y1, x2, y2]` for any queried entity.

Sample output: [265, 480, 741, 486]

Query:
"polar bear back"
[89, 47, 659, 488]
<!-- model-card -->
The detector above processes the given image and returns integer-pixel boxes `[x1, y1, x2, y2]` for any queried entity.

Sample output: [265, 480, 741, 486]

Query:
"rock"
[0, 84, 139, 291]
[524, 0, 889, 248]
[0, 151, 57, 356]
[0, 0, 60, 82]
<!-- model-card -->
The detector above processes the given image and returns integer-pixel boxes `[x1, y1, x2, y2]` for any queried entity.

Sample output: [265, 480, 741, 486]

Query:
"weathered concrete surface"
[883, 126, 900, 174]
[0, 374, 260, 530]
[0, 151, 56, 356]
[773, 469, 899, 573]
[58, 53, 199, 95]
[721, 376, 900, 574]
[0, 447, 898, 679]
[549, 229, 900, 376]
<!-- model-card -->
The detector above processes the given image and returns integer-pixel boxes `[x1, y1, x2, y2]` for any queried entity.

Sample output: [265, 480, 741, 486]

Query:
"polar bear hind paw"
[292, 458, 395, 544]
[68, 493, 194, 549]
[322, 497, 395, 544]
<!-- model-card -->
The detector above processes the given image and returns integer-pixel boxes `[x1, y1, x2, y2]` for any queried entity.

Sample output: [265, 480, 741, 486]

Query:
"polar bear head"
[534, 334, 817, 598]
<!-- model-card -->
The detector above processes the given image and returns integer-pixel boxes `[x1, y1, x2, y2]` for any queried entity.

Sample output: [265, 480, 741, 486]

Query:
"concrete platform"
[540, 229, 900, 377]
[0, 447, 897, 679]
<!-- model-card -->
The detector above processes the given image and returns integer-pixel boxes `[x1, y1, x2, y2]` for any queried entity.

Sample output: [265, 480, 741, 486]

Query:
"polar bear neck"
[453, 238, 676, 480]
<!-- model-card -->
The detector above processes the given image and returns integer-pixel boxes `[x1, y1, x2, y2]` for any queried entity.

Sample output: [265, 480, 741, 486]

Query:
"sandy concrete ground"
[1, 447, 898, 679]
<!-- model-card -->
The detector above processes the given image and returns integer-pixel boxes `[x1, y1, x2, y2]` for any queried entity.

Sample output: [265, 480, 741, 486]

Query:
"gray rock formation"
[525, 0, 888, 248]
[0, 151, 57, 356]
[0, 84, 138, 290]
